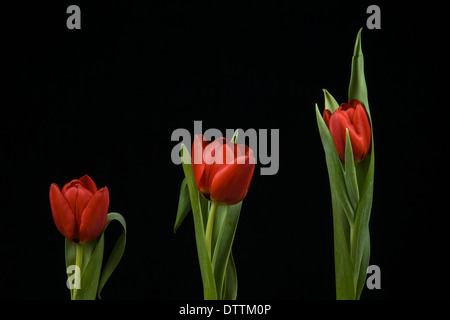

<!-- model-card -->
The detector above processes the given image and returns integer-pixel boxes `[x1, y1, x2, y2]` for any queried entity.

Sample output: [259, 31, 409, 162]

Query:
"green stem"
[73, 243, 83, 300]
[205, 202, 218, 260]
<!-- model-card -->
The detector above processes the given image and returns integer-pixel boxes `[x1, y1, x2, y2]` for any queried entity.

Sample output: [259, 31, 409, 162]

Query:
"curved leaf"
[212, 201, 242, 299]
[222, 252, 238, 300]
[351, 149, 374, 293]
[315, 104, 354, 225]
[344, 130, 359, 216]
[348, 29, 369, 116]
[180, 143, 217, 300]
[323, 89, 339, 112]
[65, 237, 100, 299]
[76, 234, 105, 300]
[316, 104, 355, 299]
[174, 178, 191, 233]
[211, 205, 228, 257]
[231, 129, 239, 144]
[356, 229, 370, 299]
[97, 212, 127, 299]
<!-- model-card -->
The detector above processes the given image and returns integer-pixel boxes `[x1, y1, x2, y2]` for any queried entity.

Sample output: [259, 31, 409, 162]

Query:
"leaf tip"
[353, 28, 363, 57]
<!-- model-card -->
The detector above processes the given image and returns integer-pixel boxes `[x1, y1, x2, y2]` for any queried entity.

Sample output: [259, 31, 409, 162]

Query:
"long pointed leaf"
[330, 186, 355, 300]
[223, 252, 238, 300]
[180, 143, 217, 300]
[316, 104, 355, 299]
[231, 129, 239, 144]
[351, 150, 374, 293]
[323, 89, 339, 112]
[344, 130, 359, 215]
[356, 229, 370, 299]
[348, 29, 369, 116]
[97, 212, 127, 298]
[316, 105, 354, 224]
[174, 178, 191, 233]
[347, 28, 375, 299]
[211, 205, 228, 258]
[76, 234, 105, 300]
[211, 202, 242, 299]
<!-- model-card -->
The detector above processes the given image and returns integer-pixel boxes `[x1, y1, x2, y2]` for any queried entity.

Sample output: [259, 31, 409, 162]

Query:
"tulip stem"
[205, 202, 218, 260]
[73, 243, 83, 300]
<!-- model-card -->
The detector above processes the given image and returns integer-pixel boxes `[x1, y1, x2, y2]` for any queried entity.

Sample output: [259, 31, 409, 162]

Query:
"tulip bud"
[323, 99, 371, 162]
[49, 175, 109, 243]
[192, 135, 255, 205]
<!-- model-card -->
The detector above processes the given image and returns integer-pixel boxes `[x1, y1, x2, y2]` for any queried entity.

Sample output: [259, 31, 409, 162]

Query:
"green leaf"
[212, 201, 242, 299]
[97, 212, 127, 299]
[347, 28, 375, 299]
[323, 89, 339, 112]
[180, 143, 217, 300]
[76, 234, 105, 300]
[344, 130, 359, 215]
[350, 148, 374, 294]
[348, 29, 369, 116]
[222, 252, 238, 300]
[211, 205, 228, 258]
[65, 237, 100, 299]
[315, 105, 354, 225]
[316, 104, 355, 299]
[356, 229, 370, 299]
[174, 178, 191, 233]
[63, 214, 126, 300]
[330, 187, 355, 300]
[231, 129, 239, 144]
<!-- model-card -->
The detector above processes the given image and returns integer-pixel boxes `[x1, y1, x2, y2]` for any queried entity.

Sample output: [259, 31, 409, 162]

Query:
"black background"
[2, 1, 448, 301]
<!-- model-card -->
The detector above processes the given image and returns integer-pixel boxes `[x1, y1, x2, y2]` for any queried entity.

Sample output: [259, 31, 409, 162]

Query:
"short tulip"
[192, 135, 255, 205]
[323, 99, 371, 162]
[49, 175, 109, 243]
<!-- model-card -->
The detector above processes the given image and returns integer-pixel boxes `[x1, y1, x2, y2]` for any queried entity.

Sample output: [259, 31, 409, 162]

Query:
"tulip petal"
[49, 183, 77, 241]
[62, 184, 94, 230]
[61, 178, 82, 194]
[210, 157, 255, 205]
[329, 111, 350, 161]
[201, 138, 226, 195]
[323, 109, 332, 128]
[79, 175, 98, 194]
[79, 187, 109, 243]
[353, 103, 372, 155]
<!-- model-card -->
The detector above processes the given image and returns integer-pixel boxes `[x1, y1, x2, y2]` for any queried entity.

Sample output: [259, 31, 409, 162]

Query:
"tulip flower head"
[323, 99, 371, 162]
[49, 175, 109, 243]
[192, 135, 255, 205]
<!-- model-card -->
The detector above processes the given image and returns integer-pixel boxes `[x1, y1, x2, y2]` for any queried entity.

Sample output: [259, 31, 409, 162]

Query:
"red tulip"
[323, 99, 371, 162]
[49, 175, 109, 243]
[192, 135, 255, 205]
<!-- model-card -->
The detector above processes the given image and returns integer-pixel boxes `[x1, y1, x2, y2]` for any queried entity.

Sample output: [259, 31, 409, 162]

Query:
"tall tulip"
[174, 131, 256, 299]
[192, 134, 255, 206]
[315, 29, 375, 300]
[49, 175, 109, 243]
[323, 99, 371, 162]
